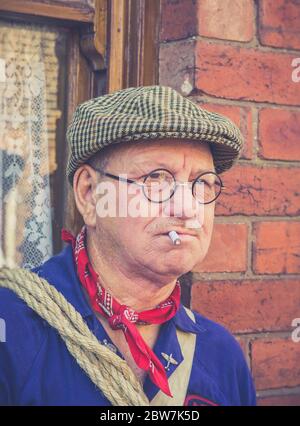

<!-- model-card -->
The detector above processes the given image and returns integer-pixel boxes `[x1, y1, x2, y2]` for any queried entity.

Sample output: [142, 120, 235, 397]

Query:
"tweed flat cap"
[66, 85, 244, 184]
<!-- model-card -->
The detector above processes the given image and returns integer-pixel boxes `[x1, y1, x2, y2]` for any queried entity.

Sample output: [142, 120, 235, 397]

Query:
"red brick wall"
[159, 0, 300, 406]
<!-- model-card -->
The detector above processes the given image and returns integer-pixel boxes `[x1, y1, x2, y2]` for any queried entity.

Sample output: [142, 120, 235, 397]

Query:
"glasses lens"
[193, 172, 222, 204]
[143, 169, 175, 202]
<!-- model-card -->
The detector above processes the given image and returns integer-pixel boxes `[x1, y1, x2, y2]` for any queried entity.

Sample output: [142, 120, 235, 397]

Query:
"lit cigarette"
[168, 230, 181, 245]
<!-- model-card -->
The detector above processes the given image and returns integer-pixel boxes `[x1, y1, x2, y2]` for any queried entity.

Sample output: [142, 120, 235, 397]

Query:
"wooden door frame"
[107, 0, 160, 92]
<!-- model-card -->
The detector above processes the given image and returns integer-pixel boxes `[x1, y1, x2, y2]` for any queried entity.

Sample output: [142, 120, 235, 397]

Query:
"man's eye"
[148, 172, 161, 179]
[196, 179, 215, 188]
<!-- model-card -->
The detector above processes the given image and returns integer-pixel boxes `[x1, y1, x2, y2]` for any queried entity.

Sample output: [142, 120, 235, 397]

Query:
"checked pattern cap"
[66, 85, 244, 184]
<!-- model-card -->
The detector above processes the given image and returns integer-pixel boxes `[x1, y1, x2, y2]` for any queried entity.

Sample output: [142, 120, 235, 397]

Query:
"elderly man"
[0, 86, 256, 406]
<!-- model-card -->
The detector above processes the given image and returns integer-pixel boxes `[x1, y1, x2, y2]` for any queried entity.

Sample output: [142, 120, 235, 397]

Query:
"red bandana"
[62, 226, 181, 397]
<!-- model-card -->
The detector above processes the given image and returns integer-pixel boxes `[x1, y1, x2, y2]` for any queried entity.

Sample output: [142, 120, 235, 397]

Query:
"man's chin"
[156, 260, 197, 277]
[156, 251, 207, 277]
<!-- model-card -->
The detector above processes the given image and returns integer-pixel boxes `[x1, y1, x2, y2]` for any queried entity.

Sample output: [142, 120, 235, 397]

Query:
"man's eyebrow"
[129, 160, 215, 175]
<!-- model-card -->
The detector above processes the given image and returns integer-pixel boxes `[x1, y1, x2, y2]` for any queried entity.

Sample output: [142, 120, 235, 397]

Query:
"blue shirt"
[0, 245, 256, 406]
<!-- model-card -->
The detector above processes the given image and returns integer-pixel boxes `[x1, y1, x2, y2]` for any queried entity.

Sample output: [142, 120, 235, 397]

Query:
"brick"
[199, 102, 253, 159]
[191, 279, 300, 333]
[258, 394, 300, 406]
[259, 108, 300, 161]
[252, 338, 300, 390]
[259, 0, 300, 50]
[253, 222, 300, 274]
[160, 0, 198, 42]
[195, 41, 300, 106]
[198, 0, 254, 42]
[193, 223, 248, 273]
[215, 166, 300, 217]
[159, 39, 196, 96]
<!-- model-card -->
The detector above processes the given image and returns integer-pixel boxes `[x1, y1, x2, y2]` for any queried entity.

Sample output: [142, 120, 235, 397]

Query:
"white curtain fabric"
[0, 21, 53, 269]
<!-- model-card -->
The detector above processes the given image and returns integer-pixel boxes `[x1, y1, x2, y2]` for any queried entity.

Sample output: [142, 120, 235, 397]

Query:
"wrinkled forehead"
[107, 139, 214, 171]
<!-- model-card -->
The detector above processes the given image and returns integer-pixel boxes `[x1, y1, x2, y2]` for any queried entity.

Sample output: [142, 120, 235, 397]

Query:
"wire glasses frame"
[90, 166, 225, 205]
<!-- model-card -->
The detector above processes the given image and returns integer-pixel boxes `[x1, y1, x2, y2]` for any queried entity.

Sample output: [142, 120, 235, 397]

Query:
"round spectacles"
[139, 168, 224, 204]
[90, 165, 225, 205]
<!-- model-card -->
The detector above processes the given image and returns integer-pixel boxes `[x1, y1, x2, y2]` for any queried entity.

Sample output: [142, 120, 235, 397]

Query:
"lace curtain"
[0, 21, 54, 269]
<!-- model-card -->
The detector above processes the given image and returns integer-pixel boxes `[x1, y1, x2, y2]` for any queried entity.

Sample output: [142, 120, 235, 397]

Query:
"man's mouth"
[159, 228, 200, 237]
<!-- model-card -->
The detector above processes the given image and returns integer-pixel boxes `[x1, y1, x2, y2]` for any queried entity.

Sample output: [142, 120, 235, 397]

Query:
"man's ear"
[73, 165, 98, 228]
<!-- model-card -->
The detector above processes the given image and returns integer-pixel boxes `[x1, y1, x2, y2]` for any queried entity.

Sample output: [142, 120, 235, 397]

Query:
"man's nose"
[163, 182, 203, 219]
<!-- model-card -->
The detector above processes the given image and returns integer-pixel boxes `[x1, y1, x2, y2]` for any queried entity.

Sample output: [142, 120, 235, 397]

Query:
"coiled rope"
[0, 267, 149, 406]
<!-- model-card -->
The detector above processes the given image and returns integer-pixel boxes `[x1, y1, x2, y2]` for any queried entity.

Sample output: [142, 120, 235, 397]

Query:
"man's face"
[90, 139, 216, 282]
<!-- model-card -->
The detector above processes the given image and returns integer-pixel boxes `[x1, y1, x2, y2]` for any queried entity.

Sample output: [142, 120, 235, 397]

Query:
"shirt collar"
[172, 304, 206, 334]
